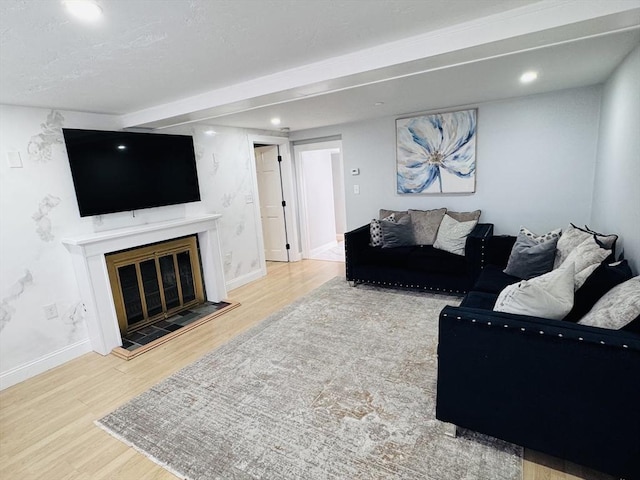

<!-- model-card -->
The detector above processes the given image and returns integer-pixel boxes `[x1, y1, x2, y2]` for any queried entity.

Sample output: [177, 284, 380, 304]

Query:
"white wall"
[0, 105, 277, 388]
[331, 152, 347, 236]
[591, 46, 640, 274]
[300, 150, 337, 252]
[290, 86, 603, 236]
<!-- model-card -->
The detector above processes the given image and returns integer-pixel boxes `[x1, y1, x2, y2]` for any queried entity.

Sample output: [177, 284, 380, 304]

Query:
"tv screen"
[62, 129, 201, 217]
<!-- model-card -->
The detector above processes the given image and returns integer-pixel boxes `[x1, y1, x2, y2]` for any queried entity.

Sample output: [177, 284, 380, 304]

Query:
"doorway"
[294, 140, 346, 261]
[254, 144, 290, 262]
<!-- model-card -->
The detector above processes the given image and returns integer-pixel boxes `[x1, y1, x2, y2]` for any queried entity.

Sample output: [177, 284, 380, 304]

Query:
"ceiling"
[1, 0, 639, 133]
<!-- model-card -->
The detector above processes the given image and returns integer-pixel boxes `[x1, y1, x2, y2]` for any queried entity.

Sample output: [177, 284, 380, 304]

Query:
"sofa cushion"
[503, 227, 561, 279]
[380, 216, 414, 248]
[409, 208, 447, 245]
[460, 291, 498, 310]
[404, 245, 468, 275]
[564, 260, 634, 322]
[579, 276, 640, 330]
[472, 265, 520, 294]
[621, 317, 640, 335]
[360, 245, 414, 268]
[370, 213, 396, 247]
[494, 261, 575, 320]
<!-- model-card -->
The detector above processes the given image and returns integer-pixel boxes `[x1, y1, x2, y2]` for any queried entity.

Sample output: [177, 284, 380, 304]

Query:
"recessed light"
[270, 118, 281, 126]
[63, 0, 103, 22]
[117, 145, 126, 150]
[374, 102, 385, 106]
[204, 129, 216, 136]
[520, 71, 538, 84]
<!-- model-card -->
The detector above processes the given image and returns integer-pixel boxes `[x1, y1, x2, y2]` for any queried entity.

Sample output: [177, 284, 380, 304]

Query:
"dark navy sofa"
[344, 223, 493, 294]
[436, 235, 640, 479]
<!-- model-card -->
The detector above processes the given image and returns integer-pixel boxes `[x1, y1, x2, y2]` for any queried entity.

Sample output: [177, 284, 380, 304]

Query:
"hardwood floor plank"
[0, 260, 612, 479]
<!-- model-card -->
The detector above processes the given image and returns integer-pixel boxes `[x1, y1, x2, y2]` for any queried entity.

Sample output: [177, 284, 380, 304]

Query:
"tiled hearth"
[113, 300, 238, 360]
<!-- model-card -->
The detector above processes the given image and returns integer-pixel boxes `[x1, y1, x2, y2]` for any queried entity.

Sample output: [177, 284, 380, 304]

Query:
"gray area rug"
[98, 277, 522, 480]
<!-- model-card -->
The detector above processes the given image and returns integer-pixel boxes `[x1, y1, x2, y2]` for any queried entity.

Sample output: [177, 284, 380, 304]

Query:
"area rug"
[97, 277, 522, 480]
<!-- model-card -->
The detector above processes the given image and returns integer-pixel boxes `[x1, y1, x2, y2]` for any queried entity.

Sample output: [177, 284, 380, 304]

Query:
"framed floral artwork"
[396, 109, 477, 194]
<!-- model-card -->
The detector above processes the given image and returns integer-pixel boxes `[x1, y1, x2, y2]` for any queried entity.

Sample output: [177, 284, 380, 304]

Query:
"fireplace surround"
[62, 214, 226, 355]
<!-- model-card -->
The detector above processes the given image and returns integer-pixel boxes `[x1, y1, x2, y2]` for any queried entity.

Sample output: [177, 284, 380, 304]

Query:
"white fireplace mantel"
[62, 214, 226, 355]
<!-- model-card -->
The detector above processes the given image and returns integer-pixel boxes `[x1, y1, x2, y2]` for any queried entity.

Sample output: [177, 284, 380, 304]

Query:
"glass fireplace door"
[107, 236, 204, 334]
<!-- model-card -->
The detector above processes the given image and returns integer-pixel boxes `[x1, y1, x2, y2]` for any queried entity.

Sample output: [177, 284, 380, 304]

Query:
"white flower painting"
[396, 109, 477, 194]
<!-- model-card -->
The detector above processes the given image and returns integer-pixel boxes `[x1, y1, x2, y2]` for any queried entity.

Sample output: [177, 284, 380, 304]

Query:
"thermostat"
[350, 168, 360, 175]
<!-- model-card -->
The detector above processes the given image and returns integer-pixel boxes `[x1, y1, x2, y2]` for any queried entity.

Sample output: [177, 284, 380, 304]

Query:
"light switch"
[353, 185, 360, 195]
[6, 151, 23, 168]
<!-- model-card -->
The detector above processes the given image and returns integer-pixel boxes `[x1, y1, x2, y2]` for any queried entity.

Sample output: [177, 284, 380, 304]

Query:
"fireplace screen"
[106, 236, 204, 334]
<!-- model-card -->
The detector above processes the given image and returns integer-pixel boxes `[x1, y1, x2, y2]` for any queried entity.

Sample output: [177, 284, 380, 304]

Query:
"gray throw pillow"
[408, 208, 447, 245]
[504, 227, 561, 279]
[381, 216, 414, 248]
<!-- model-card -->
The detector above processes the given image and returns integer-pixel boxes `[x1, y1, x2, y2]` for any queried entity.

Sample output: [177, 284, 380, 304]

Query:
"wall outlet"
[43, 303, 58, 319]
[245, 193, 253, 204]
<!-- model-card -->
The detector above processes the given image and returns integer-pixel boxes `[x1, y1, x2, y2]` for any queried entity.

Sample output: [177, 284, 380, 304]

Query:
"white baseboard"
[309, 240, 338, 258]
[0, 339, 92, 391]
[225, 267, 266, 292]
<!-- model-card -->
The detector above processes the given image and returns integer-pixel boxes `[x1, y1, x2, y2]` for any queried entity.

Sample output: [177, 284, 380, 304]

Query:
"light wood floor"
[0, 260, 611, 480]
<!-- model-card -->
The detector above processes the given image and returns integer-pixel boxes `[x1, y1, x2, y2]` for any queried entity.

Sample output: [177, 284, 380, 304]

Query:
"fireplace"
[62, 215, 226, 355]
[106, 236, 205, 336]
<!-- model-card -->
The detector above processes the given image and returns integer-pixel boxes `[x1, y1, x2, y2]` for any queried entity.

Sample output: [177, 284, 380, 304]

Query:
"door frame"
[248, 135, 300, 275]
[293, 140, 343, 259]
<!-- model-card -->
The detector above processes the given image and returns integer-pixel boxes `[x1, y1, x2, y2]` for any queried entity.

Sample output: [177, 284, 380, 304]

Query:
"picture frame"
[396, 109, 477, 194]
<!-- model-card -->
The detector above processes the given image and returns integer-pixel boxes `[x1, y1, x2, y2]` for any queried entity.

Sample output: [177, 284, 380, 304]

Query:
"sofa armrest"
[486, 235, 516, 268]
[465, 223, 493, 282]
[436, 305, 640, 479]
[345, 224, 370, 280]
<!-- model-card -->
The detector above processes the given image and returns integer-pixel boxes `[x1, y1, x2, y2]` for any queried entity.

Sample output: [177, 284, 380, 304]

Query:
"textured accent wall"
[0, 105, 274, 385]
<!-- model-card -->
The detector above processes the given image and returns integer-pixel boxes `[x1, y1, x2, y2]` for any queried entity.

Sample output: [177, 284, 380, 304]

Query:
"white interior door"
[255, 146, 289, 262]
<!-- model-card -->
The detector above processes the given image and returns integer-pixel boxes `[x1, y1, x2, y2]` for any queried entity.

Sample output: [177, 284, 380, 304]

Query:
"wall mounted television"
[62, 128, 201, 217]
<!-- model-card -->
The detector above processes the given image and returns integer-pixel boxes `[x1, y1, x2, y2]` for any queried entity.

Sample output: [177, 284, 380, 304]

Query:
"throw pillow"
[562, 236, 611, 289]
[580, 224, 618, 250]
[564, 260, 633, 322]
[433, 214, 478, 256]
[370, 213, 396, 247]
[408, 208, 447, 245]
[447, 210, 481, 223]
[578, 276, 640, 330]
[379, 209, 409, 222]
[503, 227, 561, 280]
[554, 224, 617, 268]
[494, 261, 575, 320]
[380, 216, 414, 248]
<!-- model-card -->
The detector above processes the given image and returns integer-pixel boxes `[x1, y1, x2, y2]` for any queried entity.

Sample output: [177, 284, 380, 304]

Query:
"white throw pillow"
[554, 224, 617, 269]
[579, 276, 640, 330]
[433, 214, 477, 256]
[562, 236, 610, 289]
[494, 262, 575, 320]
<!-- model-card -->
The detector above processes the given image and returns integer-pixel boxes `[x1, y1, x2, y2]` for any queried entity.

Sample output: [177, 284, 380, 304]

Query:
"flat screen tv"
[62, 128, 201, 217]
